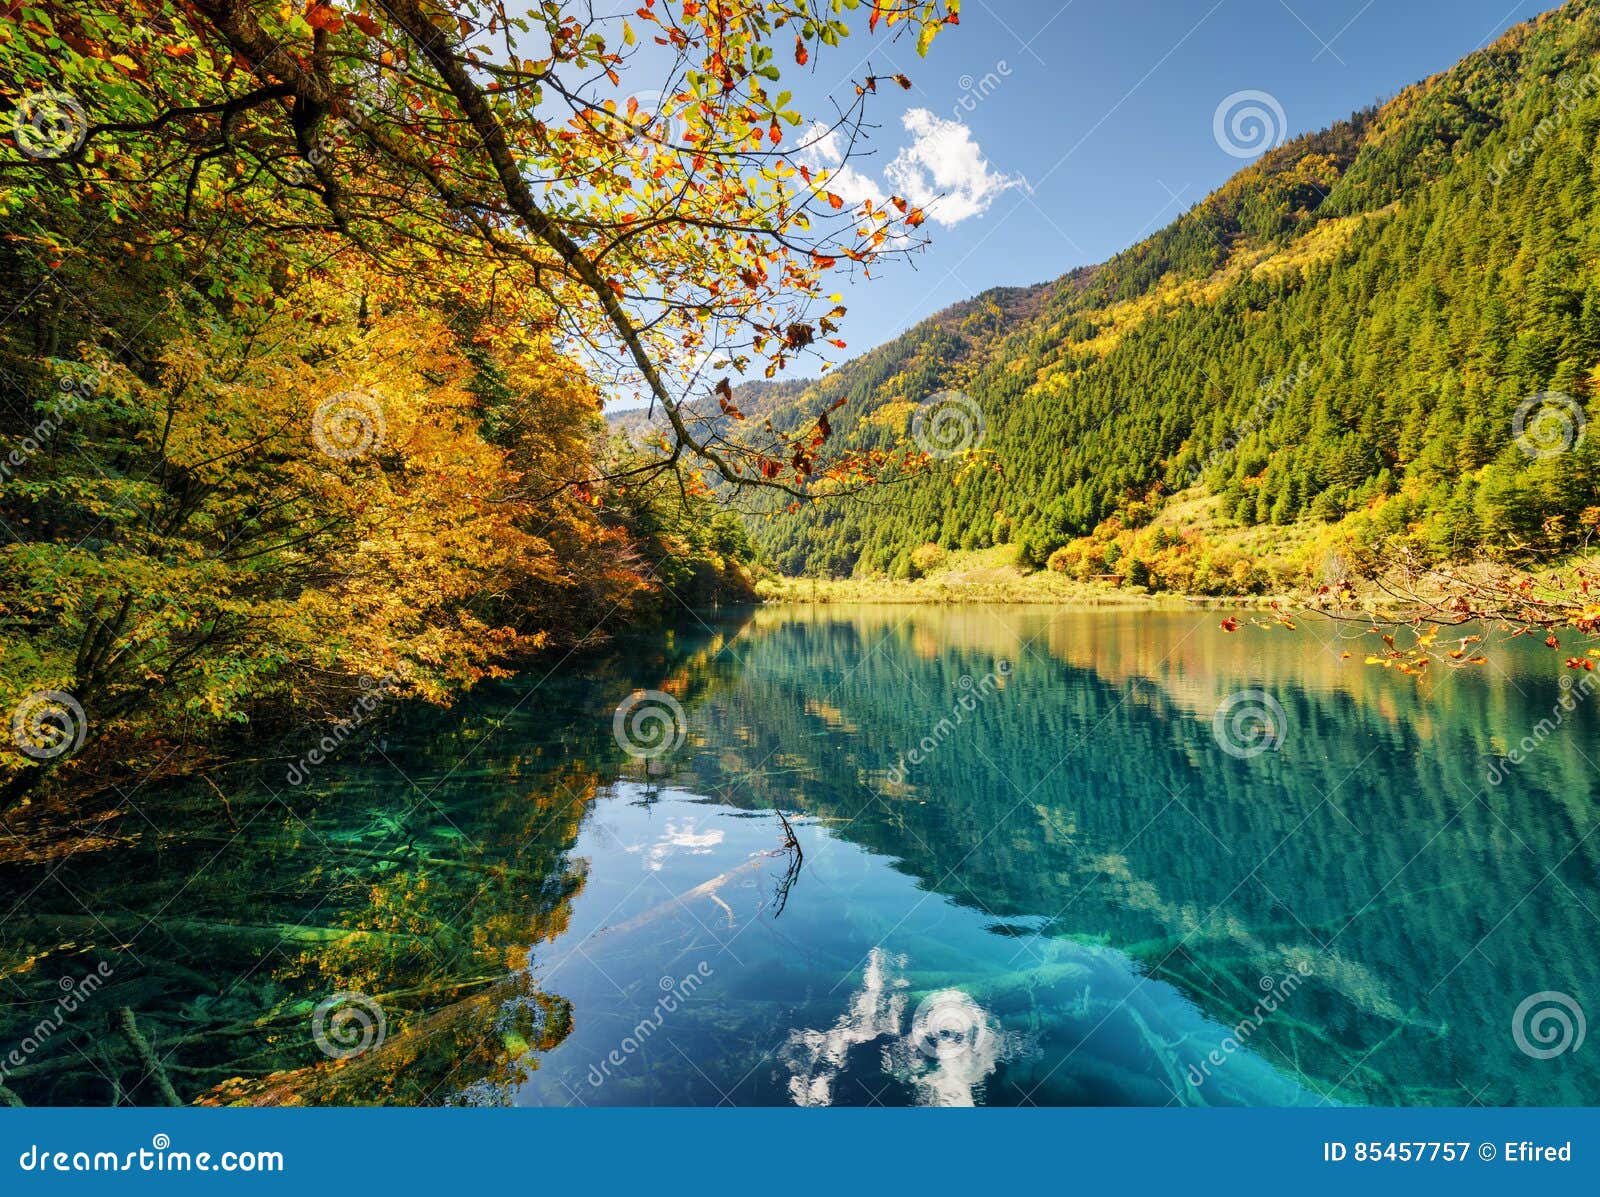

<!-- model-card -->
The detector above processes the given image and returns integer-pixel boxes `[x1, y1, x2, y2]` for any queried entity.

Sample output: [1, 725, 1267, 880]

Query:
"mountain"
[605, 377, 814, 444]
[603, 283, 1053, 447]
[704, 0, 1600, 583]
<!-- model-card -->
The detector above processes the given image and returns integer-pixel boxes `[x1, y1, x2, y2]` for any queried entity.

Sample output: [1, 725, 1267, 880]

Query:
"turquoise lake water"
[2, 605, 1596, 1106]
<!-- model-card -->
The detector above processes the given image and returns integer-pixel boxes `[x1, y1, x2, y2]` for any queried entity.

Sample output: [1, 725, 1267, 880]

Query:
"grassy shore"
[753, 546, 1277, 606]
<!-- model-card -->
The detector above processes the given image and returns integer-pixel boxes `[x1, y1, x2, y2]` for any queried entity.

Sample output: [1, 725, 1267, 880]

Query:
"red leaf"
[714, 377, 743, 419]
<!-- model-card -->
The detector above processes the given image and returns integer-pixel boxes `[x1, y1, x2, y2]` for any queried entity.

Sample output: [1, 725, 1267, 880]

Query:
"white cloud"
[884, 108, 1023, 226]
[821, 164, 888, 210]
[796, 120, 886, 209]
[641, 818, 725, 871]
[796, 121, 844, 168]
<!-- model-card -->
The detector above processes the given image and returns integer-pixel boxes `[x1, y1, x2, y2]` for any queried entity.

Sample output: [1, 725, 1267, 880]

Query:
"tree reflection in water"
[3, 606, 1597, 1107]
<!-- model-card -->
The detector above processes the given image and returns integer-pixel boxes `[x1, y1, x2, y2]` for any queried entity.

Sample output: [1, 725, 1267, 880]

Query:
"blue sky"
[730, 0, 1560, 381]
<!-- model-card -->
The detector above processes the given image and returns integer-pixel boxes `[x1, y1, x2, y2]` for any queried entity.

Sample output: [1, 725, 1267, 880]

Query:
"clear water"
[3, 605, 1597, 1107]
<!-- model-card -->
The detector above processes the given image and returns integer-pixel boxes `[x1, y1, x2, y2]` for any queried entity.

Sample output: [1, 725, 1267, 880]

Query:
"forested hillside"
[746, 0, 1600, 584]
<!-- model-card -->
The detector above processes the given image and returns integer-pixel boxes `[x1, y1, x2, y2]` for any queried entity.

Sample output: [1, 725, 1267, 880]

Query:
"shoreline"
[754, 575, 1285, 609]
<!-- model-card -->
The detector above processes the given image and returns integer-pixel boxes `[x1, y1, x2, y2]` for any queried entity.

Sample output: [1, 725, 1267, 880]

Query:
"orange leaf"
[306, 3, 344, 32]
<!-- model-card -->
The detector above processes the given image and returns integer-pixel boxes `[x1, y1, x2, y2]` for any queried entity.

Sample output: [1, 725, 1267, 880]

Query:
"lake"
[2, 605, 1596, 1107]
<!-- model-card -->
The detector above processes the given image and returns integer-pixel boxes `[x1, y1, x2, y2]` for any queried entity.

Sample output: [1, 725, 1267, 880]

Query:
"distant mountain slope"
[726, 0, 1600, 579]
[604, 282, 1053, 447]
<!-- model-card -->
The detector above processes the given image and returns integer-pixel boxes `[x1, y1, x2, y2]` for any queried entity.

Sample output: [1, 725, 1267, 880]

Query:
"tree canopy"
[0, 0, 958, 799]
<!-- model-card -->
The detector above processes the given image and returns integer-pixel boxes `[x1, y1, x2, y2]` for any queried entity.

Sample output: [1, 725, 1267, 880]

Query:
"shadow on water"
[1, 605, 1596, 1106]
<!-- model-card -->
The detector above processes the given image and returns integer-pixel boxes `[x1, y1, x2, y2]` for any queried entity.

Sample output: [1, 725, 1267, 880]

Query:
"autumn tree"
[0, 0, 963, 802]
[4, 0, 960, 492]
